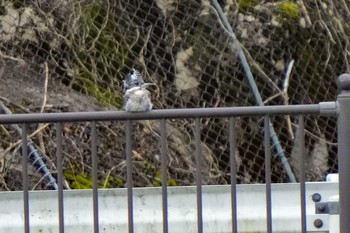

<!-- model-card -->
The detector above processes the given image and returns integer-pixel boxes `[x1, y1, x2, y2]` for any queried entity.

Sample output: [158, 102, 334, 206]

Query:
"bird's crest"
[122, 68, 144, 93]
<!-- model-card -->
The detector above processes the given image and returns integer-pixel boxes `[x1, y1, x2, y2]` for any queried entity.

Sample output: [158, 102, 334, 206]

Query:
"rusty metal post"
[337, 73, 350, 233]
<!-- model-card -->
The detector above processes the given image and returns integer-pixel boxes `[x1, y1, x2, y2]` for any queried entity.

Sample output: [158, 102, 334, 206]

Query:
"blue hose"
[211, 0, 296, 182]
[27, 142, 58, 190]
[0, 101, 58, 189]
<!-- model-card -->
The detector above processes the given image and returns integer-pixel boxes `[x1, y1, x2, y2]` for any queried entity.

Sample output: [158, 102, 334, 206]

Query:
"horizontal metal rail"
[0, 99, 342, 233]
[3, 74, 350, 232]
[0, 102, 337, 124]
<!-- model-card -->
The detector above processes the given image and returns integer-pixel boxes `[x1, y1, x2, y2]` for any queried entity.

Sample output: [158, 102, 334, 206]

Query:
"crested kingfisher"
[123, 68, 156, 112]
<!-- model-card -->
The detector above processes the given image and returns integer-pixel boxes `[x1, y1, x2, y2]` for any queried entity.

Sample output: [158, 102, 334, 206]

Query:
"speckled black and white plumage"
[123, 69, 155, 112]
[122, 68, 144, 93]
[124, 84, 154, 112]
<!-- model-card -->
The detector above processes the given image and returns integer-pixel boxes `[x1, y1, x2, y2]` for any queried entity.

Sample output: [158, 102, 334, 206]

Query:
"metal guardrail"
[0, 74, 349, 232]
[0, 103, 337, 123]
[0, 182, 339, 233]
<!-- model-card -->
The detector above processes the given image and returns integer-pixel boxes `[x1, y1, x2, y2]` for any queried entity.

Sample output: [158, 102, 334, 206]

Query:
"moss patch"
[64, 169, 125, 189]
[71, 2, 132, 108]
[277, 1, 300, 19]
[239, 0, 259, 11]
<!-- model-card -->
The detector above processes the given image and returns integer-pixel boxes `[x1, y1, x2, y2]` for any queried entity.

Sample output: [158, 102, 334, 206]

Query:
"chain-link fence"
[0, 0, 348, 190]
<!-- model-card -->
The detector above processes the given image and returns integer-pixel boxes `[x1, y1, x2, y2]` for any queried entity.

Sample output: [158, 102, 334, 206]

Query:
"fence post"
[336, 73, 350, 233]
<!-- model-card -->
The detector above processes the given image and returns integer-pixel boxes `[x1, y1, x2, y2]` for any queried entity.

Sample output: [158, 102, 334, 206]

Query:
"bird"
[123, 69, 156, 112]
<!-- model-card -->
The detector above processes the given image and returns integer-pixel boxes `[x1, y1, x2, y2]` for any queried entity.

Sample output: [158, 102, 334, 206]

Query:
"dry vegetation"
[0, 0, 349, 190]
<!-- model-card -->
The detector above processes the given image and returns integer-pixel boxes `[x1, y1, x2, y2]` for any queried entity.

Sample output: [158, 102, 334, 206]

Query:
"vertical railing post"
[229, 117, 237, 233]
[91, 121, 99, 233]
[264, 116, 272, 233]
[160, 119, 169, 233]
[194, 118, 203, 233]
[336, 73, 350, 233]
[125, 120, 134, 233]
[22, 124, 30, 233]
[56, 122, 64, 233]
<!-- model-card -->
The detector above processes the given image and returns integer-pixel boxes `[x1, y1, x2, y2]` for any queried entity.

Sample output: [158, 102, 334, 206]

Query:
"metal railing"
[0, 74, 349, 232]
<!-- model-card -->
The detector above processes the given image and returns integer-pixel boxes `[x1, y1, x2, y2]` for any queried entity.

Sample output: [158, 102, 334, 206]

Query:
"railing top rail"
[0, 102, 337, 124]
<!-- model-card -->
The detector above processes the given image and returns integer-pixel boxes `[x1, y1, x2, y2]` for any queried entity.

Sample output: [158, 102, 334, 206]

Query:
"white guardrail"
[0, 181, 339, 233]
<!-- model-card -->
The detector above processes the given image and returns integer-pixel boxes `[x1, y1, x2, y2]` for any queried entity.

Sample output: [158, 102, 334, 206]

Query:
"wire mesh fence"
[0, 0, 347, 190]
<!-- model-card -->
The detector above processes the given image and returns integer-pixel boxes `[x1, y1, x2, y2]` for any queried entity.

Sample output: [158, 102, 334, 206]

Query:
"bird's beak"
[141, 83, 157, 88]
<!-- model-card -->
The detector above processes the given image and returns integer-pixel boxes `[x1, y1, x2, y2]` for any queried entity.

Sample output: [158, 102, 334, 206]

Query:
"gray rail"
[1, 74, 350, 232]
[0, 103, 337, 124]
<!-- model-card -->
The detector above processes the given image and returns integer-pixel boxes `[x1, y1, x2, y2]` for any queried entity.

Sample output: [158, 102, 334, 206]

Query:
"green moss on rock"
[239, 0, 258, 11]
[278, 1, 300, 19]
[72, 3, 131, 108]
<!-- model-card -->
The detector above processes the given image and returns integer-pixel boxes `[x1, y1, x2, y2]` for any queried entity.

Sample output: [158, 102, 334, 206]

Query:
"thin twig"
[317, 20, 336, 45]
[282, 60, 294, 95]
[32, 173, 49, 190]
[297, 0, 312, 27]
[0, 125, 10, 137]
[0, 50, 25, 64]
[241, 46, 284, 97]
[86, 0, 111, 52]
[103, 166, 116, 188]
[0, 179, 10, 191]
[100, 123, 119, 137]
[0, 96, 31, 113]
[39, 62, 49, 156]
[263, 93, 281, 103]
[40, 62, 49, 113]
[282, 60, 295, 139]
[339, 0, 350, 16]
[0, 64, 4, 83]
[0, 123, 50, 159]
[292, 122, 337, 146]
[138, 26, 152, 80]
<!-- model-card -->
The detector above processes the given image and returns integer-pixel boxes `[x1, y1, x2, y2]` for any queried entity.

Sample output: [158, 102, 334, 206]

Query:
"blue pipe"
[211, 0, 296, 182]
[0, 101, 58, 189]
[27, 142, 58, 190]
